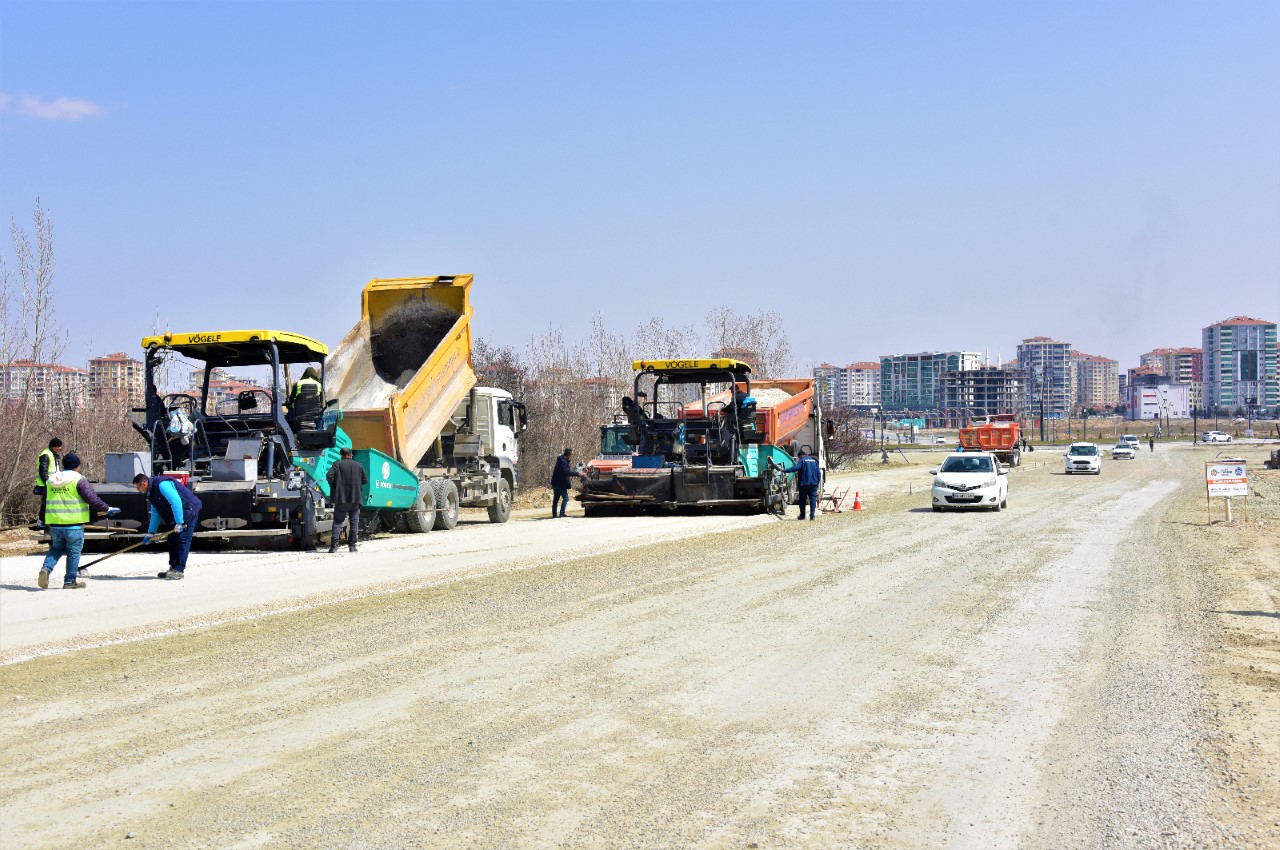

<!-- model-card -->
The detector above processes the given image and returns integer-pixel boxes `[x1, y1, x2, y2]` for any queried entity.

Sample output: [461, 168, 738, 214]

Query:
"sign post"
[1205, 460, 1249, 524]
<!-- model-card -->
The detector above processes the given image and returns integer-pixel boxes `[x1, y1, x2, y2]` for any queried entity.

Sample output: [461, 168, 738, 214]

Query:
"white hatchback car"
[930, 452, 1009, 512]
[1201, 430, 1232, 443]
[1119, 434, 1141, 450]
[1064, 442, 1102, 474]
[1111, 443, 1136, 460]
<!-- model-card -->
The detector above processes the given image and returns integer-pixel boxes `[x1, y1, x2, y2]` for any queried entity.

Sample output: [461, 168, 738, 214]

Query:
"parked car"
[929, 452, 1009, 512]
[1111, 443, 1136, 460]
[1201, 430, 1232, 443]
[932, 435, 951, 444]
[1064, 442, 1102, 474]
[1119, 434, 1141, 450]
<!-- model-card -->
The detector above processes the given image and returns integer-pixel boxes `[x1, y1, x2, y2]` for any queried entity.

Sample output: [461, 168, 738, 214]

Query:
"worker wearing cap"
[133, 473, 203, 580]
[38, 453, 118, 589]
[782, 448, 823, 521]
[32, 438, 64, 530]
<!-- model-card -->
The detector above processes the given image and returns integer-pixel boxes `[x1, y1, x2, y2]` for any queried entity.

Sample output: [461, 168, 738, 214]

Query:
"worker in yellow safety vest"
[38, 453, 118, 590]
[32, 438, 64, 530]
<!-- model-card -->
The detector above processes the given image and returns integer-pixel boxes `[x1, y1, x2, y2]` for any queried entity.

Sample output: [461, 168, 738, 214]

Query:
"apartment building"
[1017, 337, 1074, 419]
[1070, 351, 1119, 411]
[813, 362, 880, 409]
[879, 351, 981, 411]
[937, 365, 1027, 420]
[1202, 316, 1277, 413]
[89, 352, 145, 406]
[0, 360, 91, 407]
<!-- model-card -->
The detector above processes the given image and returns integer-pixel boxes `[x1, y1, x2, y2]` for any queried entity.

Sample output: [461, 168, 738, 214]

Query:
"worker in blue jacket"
[550, 448, 581, 518]
[133, 473, 203, 580]
[782, 449, 823, 521]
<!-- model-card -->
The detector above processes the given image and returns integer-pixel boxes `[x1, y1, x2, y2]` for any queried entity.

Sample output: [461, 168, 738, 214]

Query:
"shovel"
[78, 530, 174, 574]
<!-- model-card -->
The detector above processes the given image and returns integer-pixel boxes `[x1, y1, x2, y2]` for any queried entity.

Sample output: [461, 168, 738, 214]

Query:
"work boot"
[327, 547, 337, 554]
[63, 581, 86, 589]
[38, 568, 50, 589]
[348, 546, 357, 553]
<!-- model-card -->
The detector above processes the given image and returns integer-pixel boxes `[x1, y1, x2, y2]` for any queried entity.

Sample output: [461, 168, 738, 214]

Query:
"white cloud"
[0, 92, 104, 120]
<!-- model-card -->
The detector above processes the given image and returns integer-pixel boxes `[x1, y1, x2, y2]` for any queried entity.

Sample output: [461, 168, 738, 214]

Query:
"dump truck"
[578, 359, 826, 515]
[96, 275, 524, 548]
[957, 413, 1022, 467]
[324, 275, 526, 532]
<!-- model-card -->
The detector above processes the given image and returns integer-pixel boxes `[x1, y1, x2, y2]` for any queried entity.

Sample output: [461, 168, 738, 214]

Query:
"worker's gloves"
[141, 534, 153, 545]
[175, 524, 185, 532]
[106, 507, 122, 517]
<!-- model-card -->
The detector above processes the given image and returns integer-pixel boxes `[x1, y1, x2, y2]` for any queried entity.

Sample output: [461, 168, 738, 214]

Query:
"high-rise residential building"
[938, 365, 1027, 421]
[1138, 347, 1203, 410]
[1201, 316, 1277, 413]
[0, 360, 91, 407]
[1017, 336, 1074, 419]
[813, 363, 845, 409]
[89, 352, 145, 406]
[845, 362, 880, 407]
[1070, 351, 1119, 411]
[812, 362, 881, 409]
[879, 351, 981, 411]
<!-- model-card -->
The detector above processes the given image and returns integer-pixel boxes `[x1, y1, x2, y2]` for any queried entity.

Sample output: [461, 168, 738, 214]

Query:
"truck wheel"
[486, 479, 512, 524]
[405, 479, 436, 533]
[432, 478, 460, 530]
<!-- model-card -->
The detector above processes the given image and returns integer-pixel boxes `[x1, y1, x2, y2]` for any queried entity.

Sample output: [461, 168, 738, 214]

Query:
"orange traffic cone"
[852, 491, 863, 511]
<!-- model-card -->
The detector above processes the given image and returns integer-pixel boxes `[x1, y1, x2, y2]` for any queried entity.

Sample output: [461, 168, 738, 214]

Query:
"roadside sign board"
[1206, 461, 1248, 498]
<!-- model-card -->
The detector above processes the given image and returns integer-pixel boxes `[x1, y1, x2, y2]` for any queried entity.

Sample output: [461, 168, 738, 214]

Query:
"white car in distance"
[1201, 430, 1232, 443]
[1111, 443, 1136, 460]
[1064, 442, 1102, 474]
[930, 452, 1009, 512]
[1119, 434, 1141, 450]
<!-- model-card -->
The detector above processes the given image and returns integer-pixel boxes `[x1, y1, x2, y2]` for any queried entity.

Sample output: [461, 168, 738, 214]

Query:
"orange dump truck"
[958, 414, 1022, 466]
[686, 378, 819, 451]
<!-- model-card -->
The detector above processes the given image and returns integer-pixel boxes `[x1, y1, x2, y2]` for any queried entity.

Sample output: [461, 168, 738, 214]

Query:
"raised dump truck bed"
[327, 276, 525, 530]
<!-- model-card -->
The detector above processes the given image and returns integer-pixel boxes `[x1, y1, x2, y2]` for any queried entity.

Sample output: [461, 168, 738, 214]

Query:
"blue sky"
[2, 0, 1277, 372]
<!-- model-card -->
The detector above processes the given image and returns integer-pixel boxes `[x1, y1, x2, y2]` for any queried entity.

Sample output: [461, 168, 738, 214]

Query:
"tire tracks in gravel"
[0, 453, 1218, 849]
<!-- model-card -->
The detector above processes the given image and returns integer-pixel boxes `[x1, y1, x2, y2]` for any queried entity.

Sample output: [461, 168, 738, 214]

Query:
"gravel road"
[0, 446, 1273, 849]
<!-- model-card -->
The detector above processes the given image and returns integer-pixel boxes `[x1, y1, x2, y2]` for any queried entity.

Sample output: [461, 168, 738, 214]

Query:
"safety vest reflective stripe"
[34, 449, 57, 487]
[44, 472, 90, 525]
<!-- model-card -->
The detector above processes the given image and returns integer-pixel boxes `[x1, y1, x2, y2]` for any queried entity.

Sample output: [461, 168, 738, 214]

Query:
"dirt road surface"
[1, 445, 1276, 849]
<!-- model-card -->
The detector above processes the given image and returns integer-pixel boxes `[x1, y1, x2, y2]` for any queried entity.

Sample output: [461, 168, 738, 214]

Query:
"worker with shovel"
[133, 473, 203, 580]
[37, 453, 120, 589]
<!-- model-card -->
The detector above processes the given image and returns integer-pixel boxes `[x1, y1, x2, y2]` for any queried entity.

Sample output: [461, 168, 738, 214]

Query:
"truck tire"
[486, 479, 512, 524]
[405, 479, 436, 533]
[432, 478, 460, 530]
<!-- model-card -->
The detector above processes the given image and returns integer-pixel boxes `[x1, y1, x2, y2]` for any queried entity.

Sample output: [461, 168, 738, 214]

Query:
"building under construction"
[938, 365, 1027, 425]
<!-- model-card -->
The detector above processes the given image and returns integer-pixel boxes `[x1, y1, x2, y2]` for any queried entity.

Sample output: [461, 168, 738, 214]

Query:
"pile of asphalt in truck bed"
[371, 298, 462, 382]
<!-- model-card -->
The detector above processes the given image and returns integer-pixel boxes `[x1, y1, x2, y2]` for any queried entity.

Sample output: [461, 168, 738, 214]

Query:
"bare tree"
[1, 200, 66, 520]
[702, 306, 793, 378]
[823, 406, 876, 471]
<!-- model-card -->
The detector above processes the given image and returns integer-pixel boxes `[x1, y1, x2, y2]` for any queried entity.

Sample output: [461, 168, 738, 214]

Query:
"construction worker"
[782, 448, 823, 521]
[550, 448, 580, 518]
[133, 473, 203, 580]
[38, 453, 118, 590]
[289, 366, 323, 408]
[326, 447, 368, 553]
[32, 438, 64, 530]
